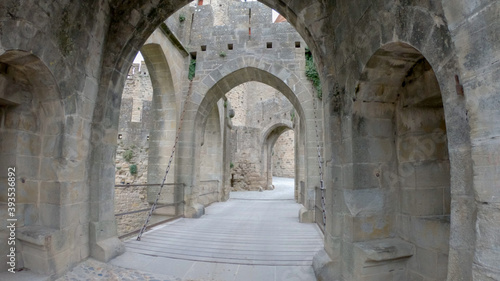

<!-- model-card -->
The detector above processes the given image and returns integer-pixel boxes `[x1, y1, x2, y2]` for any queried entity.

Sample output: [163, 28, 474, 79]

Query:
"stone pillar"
[442, 1, 500, 279]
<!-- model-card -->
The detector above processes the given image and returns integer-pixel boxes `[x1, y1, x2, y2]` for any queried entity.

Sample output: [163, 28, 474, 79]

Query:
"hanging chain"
[137, 82, 193, 241]
[312, 96, 327, 228]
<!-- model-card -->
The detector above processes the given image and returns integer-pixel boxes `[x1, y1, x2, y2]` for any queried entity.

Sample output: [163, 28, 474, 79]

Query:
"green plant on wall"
[188, 58, 196, 80]
[219, 51, 226, 57]
[305, 48, 322, 99]
[179, 14, 186, 22]
[123, 149, 133, 162]
[290, 110, 296, 121]
[230, 162, 234, 169]
[129, 164, 138, 175]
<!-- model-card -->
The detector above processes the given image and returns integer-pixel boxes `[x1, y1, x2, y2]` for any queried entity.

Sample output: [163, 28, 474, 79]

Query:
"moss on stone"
[123, 150, 133, 162]
[305, 48, 322, 99]
[188, 58, 196, 80]
[129, 164, 138, 175]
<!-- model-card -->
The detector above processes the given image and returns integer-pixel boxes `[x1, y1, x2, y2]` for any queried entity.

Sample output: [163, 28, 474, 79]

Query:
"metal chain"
[312, 96, 327, 228]
[137, 82, 193, 241]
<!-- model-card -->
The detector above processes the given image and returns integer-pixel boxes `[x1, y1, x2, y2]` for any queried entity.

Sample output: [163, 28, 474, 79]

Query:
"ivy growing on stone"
[123, 149, 133, 162]
[129, 164, 138, 175]
[179, 14, 186, 22]
[305, 48, 322, 99]
[188, 58, 196, 80]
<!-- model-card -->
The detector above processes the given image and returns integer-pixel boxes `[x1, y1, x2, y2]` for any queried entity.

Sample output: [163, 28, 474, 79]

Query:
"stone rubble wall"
[114, 186, 149, 237]
[227, 82, 294, 190]
[115, 62, 153, 185]
[272, 130, 294, 178]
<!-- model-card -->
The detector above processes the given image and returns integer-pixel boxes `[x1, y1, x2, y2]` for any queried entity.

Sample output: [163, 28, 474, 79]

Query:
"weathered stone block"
[343, 188, 385, 216]
[352, 163, 383, 190]
[352, 238, 413, 281]
[89, 235, 125, 263]
[313, 249, 340, 281]
[353, 137, 395, 163]
[407, 216, 450, 253]
[16, 226, 62, 275]
[401, 188, 445, 216]
[347, 215, 393, 241]
[299, 206, 314, 223]
[16, 180, 39, 204]
[415, 161, 450, 188]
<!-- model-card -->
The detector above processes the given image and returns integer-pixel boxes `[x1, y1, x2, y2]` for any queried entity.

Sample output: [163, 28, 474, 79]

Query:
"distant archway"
[180, 61, 316, 217]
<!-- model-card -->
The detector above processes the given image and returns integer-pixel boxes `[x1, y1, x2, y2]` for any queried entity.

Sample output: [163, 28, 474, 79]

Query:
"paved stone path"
[4, 178, 323, 281]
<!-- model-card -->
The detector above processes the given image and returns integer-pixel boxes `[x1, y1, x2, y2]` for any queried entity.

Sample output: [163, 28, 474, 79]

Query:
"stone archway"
[261, 121, 295, 194]
[198, 101, 223, 206]
[0, 50, 67, 275]
[113, 39, 184, 236]
[348, 42, 451, 280]
[178, 60, 319, 219]
[140, 43, 178, 188]
[138, 42, 185, 219]
[87, 0, 324, 264]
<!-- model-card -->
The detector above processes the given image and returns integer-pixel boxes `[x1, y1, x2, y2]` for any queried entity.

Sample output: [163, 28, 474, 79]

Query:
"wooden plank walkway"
[124, 178, 324, 267]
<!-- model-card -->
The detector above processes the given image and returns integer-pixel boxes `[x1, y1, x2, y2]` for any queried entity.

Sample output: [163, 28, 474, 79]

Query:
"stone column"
[443, 1, 500, 279]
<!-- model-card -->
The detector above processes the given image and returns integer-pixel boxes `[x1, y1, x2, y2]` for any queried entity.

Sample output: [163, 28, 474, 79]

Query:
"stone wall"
[174, 1, 304, 192]
[227, 82, 294, 190]
[272, 130, 294, 177]
[114, 186, 149, 237]
[115, 62, 153, 185]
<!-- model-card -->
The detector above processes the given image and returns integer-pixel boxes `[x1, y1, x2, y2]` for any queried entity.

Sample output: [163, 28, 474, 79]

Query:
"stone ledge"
[185, 203, 205, 218]
[352, 238, 415, 280]
[91, 237, 125, 262]
[299, 206, 314, 223]
[312, 249, 341, 281]
[16, 226, 62, 275]
[17, 226, 59, 247]
[353, 238, 414, 262]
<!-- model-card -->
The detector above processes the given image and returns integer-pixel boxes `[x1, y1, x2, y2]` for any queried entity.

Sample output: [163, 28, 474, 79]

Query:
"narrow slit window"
[188, 53, 197, 80]
[267, 42, 272, 49]
[295, 41, 301, 48]
[228, 43, 233, 50]
[248, 8, 251, 37]
[201, 45, 207, 51]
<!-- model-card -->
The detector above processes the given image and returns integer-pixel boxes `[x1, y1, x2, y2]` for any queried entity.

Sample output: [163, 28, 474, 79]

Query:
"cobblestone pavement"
[55, 258, 181, 281]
